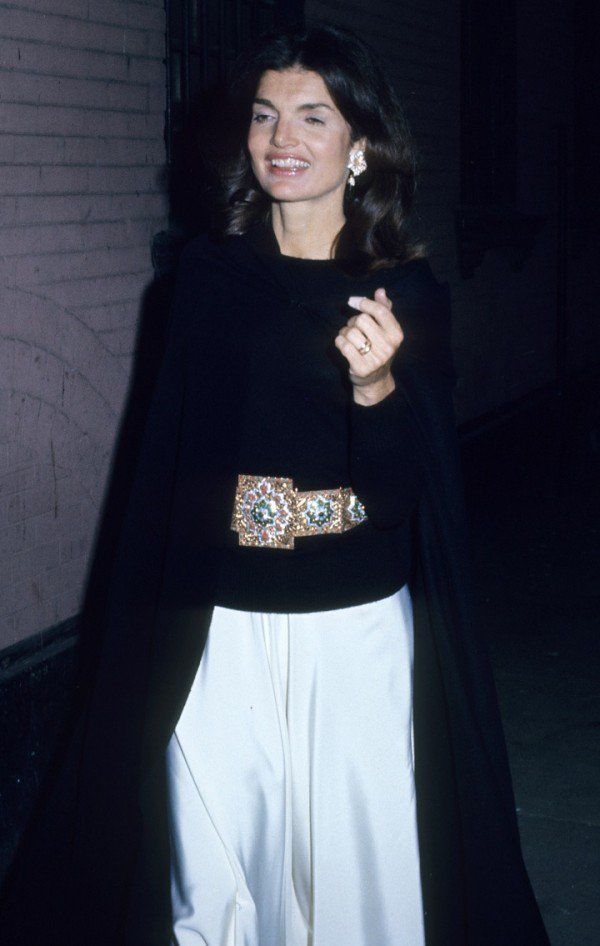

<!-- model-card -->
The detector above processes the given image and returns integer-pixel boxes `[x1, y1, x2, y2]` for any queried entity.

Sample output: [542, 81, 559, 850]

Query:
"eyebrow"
[252, 97, 334, 112]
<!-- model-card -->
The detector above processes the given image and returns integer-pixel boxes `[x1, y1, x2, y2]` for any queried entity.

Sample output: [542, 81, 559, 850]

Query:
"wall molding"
[0, 617, 78, 686]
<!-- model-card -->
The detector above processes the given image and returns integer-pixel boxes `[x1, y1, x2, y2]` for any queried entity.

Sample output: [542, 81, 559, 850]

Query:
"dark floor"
[462, 381, 600, 946]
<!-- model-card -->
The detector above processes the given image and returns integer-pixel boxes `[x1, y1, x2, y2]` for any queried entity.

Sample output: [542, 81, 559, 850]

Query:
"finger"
[375, 287, 393, 310]
[347, 293, 402, 336]
[345, 313, 397, 357]
[340, 325, 383, 357]
[334, 335, 375, 376]
[336, 327, 389, 379]
[345, 313, 387, 347]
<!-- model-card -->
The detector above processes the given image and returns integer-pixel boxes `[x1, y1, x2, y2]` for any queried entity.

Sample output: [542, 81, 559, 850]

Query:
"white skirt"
[165, 583, 425, 946]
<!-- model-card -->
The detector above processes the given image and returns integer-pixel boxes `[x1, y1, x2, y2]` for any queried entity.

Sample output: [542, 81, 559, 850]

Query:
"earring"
[347, 149, 367, 187]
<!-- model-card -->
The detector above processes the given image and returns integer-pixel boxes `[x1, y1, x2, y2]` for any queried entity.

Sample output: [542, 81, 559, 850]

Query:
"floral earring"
[347, 148, 367, 187]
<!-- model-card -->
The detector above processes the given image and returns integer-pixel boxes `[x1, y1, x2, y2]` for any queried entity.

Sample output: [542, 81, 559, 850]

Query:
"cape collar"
[205, 218, 428, 326]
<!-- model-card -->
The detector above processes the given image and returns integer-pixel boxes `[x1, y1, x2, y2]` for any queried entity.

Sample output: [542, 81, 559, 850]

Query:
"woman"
[0, 22, 550, 946]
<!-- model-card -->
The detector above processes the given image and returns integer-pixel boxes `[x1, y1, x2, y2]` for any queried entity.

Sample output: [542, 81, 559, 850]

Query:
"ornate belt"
[230, 473, 368, 549]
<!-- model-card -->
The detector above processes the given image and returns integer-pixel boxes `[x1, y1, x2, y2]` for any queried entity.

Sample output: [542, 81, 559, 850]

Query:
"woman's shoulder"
[176, 231, 225, 269]
[383, 257, 455, 382]
[175, 229, 265, 288]
[385, 255, 448, 294]
[382, 256, 452, 332]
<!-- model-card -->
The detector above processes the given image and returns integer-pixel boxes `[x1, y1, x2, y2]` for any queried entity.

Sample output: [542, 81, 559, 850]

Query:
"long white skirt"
[165, 583, 425, 946]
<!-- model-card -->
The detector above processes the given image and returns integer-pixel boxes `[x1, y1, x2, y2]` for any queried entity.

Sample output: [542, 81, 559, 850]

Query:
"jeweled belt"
[230, 473, 368, 549]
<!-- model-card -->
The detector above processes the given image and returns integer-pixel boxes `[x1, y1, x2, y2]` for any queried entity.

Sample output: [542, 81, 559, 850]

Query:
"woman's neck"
[270, 205, 345, 260]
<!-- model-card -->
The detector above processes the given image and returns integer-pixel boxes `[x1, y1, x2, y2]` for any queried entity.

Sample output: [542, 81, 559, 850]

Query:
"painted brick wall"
[305, 0, 598, 422]
[0, 0, 168, 649]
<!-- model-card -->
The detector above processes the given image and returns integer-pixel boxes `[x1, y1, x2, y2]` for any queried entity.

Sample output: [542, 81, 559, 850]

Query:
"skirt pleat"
[165, 583, 425, 946]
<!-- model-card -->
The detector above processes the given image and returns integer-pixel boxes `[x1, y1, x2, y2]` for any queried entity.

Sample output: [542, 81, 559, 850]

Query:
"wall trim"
[0, 617, 78, 686]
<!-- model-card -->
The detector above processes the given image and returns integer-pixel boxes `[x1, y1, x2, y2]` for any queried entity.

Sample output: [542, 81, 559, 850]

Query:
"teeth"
[270, 158, 310, 168]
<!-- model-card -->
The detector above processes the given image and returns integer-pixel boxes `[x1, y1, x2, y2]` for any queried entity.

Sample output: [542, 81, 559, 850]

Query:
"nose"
[270, 117, 299, 149]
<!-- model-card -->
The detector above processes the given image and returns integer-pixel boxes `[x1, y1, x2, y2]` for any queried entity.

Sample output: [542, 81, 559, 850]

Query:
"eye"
[251, 113, 273, 123]
[306, 116, 324, 125]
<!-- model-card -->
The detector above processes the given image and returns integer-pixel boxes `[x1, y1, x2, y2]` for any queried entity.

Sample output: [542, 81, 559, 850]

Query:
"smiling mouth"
[267, 157, 311, 175]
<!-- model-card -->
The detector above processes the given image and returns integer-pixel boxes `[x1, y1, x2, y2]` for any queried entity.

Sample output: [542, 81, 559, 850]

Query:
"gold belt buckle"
[230, 473, 367, 549]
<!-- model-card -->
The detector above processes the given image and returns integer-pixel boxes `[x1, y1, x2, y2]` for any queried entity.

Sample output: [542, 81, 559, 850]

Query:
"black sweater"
[209, 218, 453, 612]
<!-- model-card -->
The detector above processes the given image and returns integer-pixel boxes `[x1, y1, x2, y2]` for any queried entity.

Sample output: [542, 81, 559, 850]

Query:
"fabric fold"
[166, 585, 424, 946]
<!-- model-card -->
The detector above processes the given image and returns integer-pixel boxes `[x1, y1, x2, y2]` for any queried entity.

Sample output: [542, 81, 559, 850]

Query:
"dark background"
[0, 3, 598, 943]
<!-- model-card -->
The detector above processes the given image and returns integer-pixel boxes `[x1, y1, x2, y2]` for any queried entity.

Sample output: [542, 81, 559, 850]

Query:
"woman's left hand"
[334, 287, 405, 405]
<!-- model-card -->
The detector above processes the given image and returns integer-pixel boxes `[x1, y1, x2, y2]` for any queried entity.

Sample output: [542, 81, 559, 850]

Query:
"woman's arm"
[347, 270, 456, 530]
[348, 377, 424, 529]
[90, 242, 197, 637]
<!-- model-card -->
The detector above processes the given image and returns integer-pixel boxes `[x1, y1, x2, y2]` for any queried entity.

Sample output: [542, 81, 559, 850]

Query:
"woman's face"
[247, 66, 365, 205]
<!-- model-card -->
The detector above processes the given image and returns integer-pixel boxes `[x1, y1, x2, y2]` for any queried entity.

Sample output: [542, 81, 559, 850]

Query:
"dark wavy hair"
[210, 21, 427, 276]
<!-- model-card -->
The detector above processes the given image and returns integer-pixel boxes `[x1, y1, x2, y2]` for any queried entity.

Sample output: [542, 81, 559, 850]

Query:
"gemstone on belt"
[230, 473, 367, 549]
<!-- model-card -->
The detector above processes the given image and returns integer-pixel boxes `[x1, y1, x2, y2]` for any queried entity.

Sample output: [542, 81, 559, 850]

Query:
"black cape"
[0, 228, 550, 945]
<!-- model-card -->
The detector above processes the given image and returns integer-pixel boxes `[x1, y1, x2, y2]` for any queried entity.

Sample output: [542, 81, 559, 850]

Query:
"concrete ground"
[462, 382, 600, 946]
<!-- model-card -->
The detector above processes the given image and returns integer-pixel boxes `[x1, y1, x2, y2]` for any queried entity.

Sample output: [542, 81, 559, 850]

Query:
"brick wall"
[0, 0, 168, 649]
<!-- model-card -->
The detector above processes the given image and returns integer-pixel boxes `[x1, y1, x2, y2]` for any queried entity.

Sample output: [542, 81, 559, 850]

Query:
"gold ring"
[358, 337, 372, 355]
